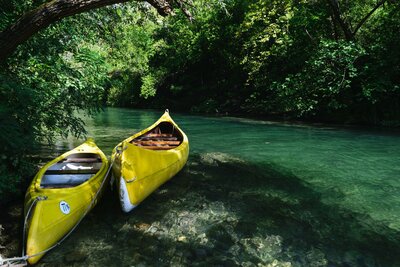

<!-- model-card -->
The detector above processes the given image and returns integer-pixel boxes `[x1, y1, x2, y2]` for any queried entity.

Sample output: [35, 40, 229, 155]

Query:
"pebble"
[134, 222, 150, 231]
[178, 236, 187, 242]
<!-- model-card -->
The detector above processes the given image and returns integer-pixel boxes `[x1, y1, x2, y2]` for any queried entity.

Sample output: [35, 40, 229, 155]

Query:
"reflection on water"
[1, 108, 400, 266]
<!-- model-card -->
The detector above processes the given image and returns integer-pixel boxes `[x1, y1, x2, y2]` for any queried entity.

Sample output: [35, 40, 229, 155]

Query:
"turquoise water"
[2, 108, 400, 266]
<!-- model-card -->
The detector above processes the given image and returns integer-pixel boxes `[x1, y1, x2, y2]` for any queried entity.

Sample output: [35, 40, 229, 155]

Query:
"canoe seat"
[41, 162, 103, 188]
[136, 146, 176, 150]
[40, 174, 94, 188]
[132, 140, 181, 146]
[130, 121, 183, 150]
[137, 136, 178, 141]
[64, 157, 101, 163]
[131, 139, 181, 150]
[46, 162, 102, 174]
[146, 133, 173, 137]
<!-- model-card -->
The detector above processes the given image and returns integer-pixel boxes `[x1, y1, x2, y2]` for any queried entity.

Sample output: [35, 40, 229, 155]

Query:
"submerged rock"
[200, 152, 243, 166]
[177, 236, 187, 242]
[134, 222, 151, 232]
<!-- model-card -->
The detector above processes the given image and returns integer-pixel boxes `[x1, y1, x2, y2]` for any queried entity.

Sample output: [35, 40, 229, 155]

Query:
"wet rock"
[200, 152, 243, 166]
[147, 225, 158, 234]
[134, 222, 150, 231]
[259, 259, 292, 267]
[64, 250, 87, 264]
[240, 235, 284, 263]
[197, 233, 209, 245]
[178, 236, 187, 242]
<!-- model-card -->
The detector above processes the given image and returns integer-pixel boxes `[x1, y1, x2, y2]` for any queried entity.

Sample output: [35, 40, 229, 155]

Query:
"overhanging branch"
[353, 0, 387, 35]
[0, 0, 176, 63]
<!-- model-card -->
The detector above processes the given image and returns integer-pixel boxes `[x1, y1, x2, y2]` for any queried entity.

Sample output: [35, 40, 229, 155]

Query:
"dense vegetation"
[0, 0, 399, 201]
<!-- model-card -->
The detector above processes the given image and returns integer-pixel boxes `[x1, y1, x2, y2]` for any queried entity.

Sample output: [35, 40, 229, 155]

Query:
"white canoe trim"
[119, 177, 137, 213]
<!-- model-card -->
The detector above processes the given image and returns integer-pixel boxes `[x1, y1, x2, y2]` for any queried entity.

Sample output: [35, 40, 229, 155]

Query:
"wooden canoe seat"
[131, 139, 181, 150]
[130, 121, 183, 150]
[132, 140, 181, 146]
[136, 146, 176, 150]
[137, 136, 178, 141]
[146, 133, 173, 137]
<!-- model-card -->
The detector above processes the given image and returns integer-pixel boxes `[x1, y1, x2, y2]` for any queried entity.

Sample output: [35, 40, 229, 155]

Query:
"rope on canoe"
[0, 255, 28, 267]
[1, 157, 115, 267]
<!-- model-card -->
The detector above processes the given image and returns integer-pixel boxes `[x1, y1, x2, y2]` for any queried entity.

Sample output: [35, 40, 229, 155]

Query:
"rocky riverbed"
[1, 153, 399, 266]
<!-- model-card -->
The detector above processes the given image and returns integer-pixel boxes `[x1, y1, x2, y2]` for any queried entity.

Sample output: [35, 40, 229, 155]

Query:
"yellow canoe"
[111, 110, 189, 212]
[24, 139, 109, 264]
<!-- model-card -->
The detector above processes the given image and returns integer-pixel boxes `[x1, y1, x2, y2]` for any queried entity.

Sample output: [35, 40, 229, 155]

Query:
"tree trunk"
[327, 0, 354, 41]
[0, 0, 173, 63]
[327, 0, 389, 41]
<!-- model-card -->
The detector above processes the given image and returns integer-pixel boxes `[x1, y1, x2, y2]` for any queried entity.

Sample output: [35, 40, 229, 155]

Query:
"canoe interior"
[40, 153, 103, 188]
[131, 121, 184, 150]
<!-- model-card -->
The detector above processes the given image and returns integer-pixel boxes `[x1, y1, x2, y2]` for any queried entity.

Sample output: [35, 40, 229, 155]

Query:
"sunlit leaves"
[140, 74, 157, 98]
[272, 40, 366, 116]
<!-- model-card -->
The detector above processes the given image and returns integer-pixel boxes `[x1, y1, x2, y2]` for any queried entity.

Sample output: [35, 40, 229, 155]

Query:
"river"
[1, 108, 400, 266]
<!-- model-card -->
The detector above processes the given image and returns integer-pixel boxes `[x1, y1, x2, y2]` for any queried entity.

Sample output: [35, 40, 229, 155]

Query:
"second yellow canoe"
[111, 110, 189, 212]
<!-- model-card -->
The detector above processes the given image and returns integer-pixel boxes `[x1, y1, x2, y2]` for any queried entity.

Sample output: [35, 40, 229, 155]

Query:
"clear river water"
[1, 108, 400, 266]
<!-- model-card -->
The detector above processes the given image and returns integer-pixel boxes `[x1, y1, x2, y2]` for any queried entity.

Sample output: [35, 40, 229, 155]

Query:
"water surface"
[1, 108, 400, 266]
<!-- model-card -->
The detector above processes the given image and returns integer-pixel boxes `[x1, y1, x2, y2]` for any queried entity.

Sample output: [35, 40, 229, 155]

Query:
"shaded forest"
[1, 0, 399, 201]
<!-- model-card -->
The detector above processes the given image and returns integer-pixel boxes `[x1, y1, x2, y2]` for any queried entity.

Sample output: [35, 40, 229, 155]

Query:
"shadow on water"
[1, 152, 399, 266]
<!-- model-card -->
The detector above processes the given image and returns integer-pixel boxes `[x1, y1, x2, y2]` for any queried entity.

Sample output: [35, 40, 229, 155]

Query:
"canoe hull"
[24, 140, 108, 264]
[112, 111, 189, 212]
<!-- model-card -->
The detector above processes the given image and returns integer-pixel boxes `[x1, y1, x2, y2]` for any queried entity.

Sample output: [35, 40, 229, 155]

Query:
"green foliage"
[141, 0, 249, 112]
[143, 0, 400, 123]
[0, 7, 111, 202]
[140, 74, 157, 99]
[239, 0, 295, 84]
[272, 40, 366, 117]
[101, 4, 166, 105]
[0, 72, 38, 203]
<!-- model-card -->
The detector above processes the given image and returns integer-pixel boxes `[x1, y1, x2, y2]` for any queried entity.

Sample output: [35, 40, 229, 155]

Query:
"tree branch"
[175, 0, 193, 21]
[353, 0, 387, 36]
[327, 0, 354, 41]
[0, 0, 174, 63]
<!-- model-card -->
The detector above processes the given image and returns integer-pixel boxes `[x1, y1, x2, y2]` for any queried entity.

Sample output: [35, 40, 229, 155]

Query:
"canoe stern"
[119, 176, 138, 212]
